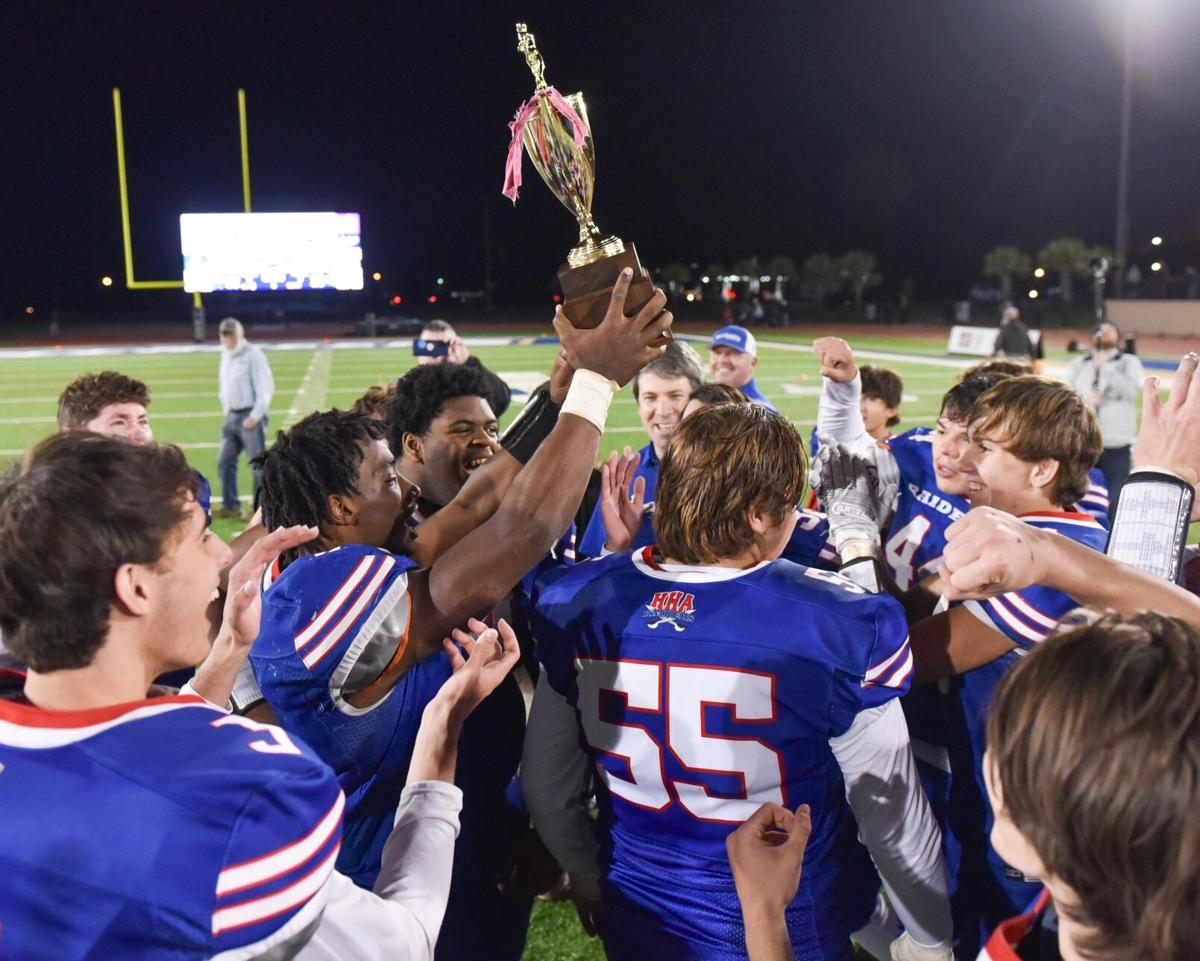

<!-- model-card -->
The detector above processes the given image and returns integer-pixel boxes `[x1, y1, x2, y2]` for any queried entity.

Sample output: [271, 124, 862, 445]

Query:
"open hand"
[223, 524, 318, 648]
[439, 618, 521, 718]
[553, 268, 672, 386]
[447, 336, 470, 366]
[1134, 353, 1200, 519]
[600, 448, 646, 552]
[813, 337, 858, 383]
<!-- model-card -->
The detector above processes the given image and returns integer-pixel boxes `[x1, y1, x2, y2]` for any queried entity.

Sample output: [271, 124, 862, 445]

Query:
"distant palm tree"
[838, 250, 878, 315]
[731, 257, 762, 298]
[1038, 237, 1090, 307]
[659, 262, 691, 296]
[703, 263, 726, 300]
[802, 253, 840, 315]
[767, 255, 797, 300]
[982, 245, 1031, 301]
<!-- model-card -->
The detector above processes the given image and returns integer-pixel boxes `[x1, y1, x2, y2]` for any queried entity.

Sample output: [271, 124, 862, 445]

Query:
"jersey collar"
[633, 545, 771, 582]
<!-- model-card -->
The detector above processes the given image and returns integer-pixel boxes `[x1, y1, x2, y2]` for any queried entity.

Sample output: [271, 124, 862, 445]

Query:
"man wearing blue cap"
[709, 325, 777, 411]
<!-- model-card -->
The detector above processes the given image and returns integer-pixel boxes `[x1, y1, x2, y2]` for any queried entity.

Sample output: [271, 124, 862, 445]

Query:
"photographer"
[412, 320, 512, 418]
[1063, 321, 1143, 498]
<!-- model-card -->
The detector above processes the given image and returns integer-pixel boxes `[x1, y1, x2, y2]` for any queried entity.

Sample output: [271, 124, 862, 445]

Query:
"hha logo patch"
[641, 590, 696, 632]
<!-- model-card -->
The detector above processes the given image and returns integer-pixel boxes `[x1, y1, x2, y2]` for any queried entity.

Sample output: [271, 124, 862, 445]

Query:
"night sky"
[5, 0, 1200, 310]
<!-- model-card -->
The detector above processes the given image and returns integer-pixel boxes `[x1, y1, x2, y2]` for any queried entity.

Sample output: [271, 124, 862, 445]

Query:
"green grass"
[0, 331, 1189, 959]
[0, 332, 982, 544]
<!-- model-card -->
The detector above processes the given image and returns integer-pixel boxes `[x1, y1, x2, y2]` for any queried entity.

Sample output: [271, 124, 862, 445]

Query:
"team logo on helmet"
[641, 590, 696, 632]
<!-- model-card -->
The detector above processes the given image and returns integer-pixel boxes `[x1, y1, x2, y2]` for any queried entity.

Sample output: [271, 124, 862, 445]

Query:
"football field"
[0, 329, 985, 547]
[0, 329, 1183, 960]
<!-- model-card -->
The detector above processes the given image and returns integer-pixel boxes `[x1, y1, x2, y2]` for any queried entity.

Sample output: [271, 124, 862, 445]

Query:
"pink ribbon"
[502, 86, 590, 203]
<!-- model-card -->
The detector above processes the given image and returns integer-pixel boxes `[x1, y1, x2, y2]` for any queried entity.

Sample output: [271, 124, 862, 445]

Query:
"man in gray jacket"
[216, 317, 274, 518]
[1064, 321, 1144, 499]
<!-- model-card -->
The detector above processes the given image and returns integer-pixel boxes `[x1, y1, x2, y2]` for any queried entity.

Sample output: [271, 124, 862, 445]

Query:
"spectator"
[709, 325, 778, 410]
[1063, 321, 1144, 500]
[216, 317, 274, 519]
[992, 306, 1033, 362]
[413, 319, 512, 418]
[575, 340, 704, 557]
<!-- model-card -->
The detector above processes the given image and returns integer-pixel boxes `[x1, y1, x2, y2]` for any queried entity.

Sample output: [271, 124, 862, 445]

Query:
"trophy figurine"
[503, 24, 668, 341]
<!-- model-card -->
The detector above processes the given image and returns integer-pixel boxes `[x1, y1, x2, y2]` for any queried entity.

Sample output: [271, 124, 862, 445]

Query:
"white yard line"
[282, 347, 332, 429]
[674, 333, 971, 369]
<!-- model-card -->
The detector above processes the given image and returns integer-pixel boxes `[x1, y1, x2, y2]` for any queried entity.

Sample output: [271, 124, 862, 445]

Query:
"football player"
[523, 402, 952, 961]
[384, 361, 554, 960]
[979, 613, 1200, 961]
[900, 376, 1108, 956]
[0, 432, 519, 961]
[248, 274, 671, 891]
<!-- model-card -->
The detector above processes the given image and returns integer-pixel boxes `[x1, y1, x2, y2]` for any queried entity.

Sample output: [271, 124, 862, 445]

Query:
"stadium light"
[100, 276, 113, 287]
[371, 271, 382, 281]
[1151, 261, 1163, 272]
[1151, 236, 1163, 246]
[1033, 267, 1046, 279]
[1028, 289, 1039, 299]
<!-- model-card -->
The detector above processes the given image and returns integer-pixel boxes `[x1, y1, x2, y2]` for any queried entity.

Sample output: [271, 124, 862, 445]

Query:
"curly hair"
[385, 363, 497, 452]
[254, 410, 385, 564]
[0, 434, 193, 672]
[57, 371, 150, 430]
[350, 383, 394, 421]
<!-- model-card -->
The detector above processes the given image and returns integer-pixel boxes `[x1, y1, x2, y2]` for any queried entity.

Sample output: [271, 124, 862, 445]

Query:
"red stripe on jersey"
[640, 545, 665, 571]
[979, 889, 1051, 960]
[0, 693, 205, 728]
[1018, 510, 1101, 523]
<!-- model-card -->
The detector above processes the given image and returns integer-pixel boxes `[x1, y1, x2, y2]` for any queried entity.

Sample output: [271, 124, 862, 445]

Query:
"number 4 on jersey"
[885, 515, 932, 590]
[574, 658, 784, 824]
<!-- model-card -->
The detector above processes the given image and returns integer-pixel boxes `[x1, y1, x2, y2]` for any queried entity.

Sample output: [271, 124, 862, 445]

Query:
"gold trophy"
[504, 24, 668, 341]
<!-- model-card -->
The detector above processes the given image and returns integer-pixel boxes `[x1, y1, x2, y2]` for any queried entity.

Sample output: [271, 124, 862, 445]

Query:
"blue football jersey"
[532, 548, 913, 961]
[883, 428, 970, 591]
[0, 687, 342, 961]
[947, 511, 1107, 954]
[780, 508, 841, 570]
[1077, 468, 1110, 528]
[577, 442, 659, 558]
[253, 544, 449, 888]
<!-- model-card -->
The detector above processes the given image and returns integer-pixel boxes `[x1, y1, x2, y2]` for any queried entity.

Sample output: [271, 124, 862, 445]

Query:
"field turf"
[0, 329, 1186, 960]
[0, 329, 994, 544]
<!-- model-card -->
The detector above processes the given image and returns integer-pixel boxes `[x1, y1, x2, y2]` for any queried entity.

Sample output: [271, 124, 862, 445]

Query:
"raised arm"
[813, 337, 870, 448]
[404, 271, 672, 660]
[936, 507, 1200, 629]
[298, 621, 519, 961]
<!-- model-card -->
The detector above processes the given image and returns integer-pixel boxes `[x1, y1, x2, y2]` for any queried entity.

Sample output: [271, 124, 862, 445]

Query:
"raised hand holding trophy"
[503, 24, 670, 343]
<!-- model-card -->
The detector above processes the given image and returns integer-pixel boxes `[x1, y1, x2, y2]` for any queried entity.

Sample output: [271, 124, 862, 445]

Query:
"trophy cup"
[503, 24, 669, 341]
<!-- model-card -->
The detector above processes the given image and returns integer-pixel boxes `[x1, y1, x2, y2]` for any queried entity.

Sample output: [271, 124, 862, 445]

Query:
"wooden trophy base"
[557, 243, 672, 346]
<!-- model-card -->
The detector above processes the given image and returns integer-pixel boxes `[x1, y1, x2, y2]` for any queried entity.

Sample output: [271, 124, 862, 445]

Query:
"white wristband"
[560, 369, 618, 433]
